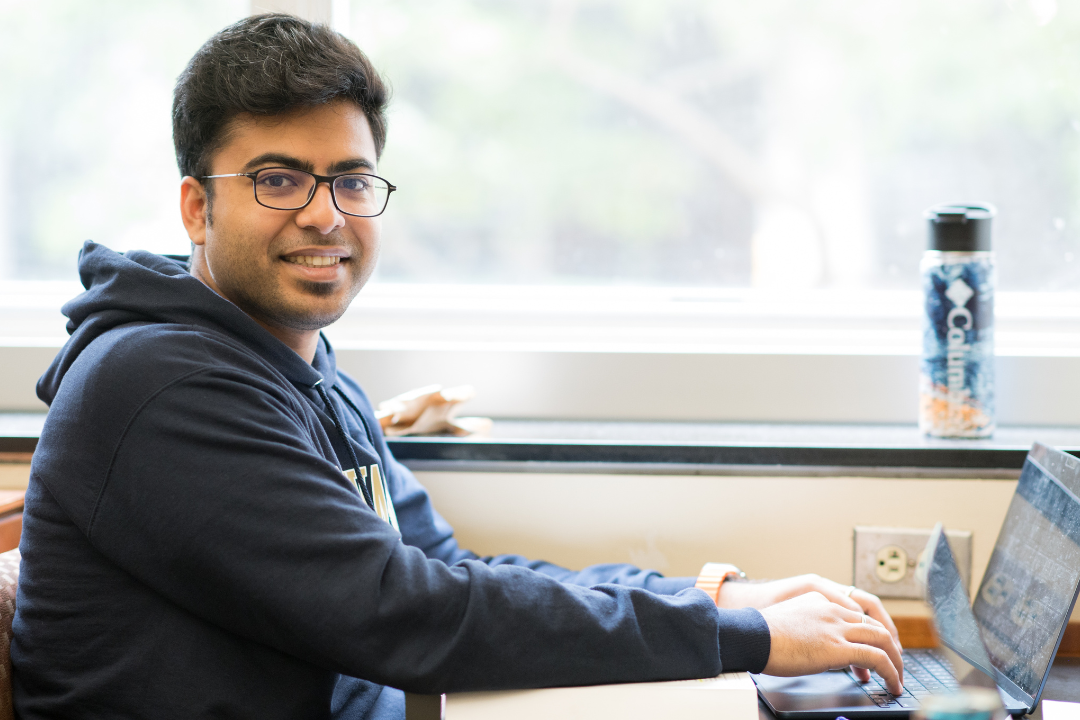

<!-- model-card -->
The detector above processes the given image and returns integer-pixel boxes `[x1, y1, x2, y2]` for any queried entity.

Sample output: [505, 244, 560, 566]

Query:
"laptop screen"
[923, 525, 1000, 691]
[972, 449, 1080, 698]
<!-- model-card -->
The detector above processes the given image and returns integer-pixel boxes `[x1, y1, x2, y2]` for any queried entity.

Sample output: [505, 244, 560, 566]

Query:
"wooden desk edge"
[898, 616, 1080, 658]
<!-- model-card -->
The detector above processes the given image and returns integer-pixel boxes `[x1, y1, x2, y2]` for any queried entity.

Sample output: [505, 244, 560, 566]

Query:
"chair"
[0, 549, 21, 720]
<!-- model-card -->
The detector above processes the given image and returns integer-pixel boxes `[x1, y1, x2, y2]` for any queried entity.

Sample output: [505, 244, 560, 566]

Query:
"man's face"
[186, 101, 382, 334]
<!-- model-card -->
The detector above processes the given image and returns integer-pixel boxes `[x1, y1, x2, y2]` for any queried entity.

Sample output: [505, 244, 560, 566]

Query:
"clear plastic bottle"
[918, 204, 995, 438]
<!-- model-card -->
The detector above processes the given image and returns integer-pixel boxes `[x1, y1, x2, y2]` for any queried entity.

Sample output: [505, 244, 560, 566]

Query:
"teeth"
[285, 255, 342, 268]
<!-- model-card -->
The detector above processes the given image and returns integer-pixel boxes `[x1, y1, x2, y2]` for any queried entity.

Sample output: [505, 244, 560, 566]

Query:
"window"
[2, 0, 1079, 423]
[3, 1, 1078, 290]
[0, 1, 247, 280]
[360, 0, 1080, 290]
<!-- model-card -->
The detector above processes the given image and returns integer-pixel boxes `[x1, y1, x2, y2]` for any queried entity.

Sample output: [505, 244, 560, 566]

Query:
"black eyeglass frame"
[200, 167, 397, 218]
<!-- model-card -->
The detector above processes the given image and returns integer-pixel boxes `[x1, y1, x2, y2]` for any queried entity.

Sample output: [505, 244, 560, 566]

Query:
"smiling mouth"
[283, 255, 343, 268]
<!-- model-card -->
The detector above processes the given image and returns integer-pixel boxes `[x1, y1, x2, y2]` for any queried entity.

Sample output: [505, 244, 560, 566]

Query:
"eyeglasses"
[201, 167, 397, 218]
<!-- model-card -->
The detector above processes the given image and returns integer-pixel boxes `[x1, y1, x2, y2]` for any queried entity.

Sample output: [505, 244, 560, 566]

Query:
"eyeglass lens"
[254, 168, 390, 217]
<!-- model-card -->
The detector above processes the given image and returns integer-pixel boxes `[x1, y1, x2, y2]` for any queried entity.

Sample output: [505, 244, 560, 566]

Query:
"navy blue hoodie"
[12, 243, 770, 719]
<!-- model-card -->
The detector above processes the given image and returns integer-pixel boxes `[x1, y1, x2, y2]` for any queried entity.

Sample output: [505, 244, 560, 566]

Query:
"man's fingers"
[809, 580, 895, 645]
[799, 576, 864, 614]
[821, 586, 863, 615]
[854, 614, 886, 630]
[807, 576, 900, 646]
[847, 622, 904, 691]
[850, 666, 871, 683]
[852, 589, 901, 644]
[838, 607, 905, 691]
[850, 645, 903, 695]
[759, 590, 905, 691]
[837, 606, 875, 625]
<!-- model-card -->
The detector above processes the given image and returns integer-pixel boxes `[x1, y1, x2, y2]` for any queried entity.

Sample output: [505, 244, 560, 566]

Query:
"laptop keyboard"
[848, 649, 962, 709]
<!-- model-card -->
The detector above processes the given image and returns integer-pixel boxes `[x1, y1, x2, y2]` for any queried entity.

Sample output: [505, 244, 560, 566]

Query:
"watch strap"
[694, 562, 746, 604]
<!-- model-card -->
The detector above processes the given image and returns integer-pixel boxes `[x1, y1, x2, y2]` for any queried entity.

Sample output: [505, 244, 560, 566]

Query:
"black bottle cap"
[925, 203, 995, 252]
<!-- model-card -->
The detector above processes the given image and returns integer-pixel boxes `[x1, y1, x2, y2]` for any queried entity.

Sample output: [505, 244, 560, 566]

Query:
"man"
[12, 14, 903, 720]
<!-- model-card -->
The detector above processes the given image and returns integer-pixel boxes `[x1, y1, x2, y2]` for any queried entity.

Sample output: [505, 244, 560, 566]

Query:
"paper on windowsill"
[376, 384, 492, 437]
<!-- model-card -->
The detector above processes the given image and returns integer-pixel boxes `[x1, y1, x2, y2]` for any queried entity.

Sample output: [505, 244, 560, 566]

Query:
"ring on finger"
[845, 585, 856, 597]
[861, 614, 869, 624]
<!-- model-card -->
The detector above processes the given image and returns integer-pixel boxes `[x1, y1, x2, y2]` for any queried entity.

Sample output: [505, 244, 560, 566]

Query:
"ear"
[180, 176, 209, 246]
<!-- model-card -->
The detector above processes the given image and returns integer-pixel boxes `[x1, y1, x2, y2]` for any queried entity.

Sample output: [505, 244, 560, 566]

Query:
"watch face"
[703, 563, 743, 579]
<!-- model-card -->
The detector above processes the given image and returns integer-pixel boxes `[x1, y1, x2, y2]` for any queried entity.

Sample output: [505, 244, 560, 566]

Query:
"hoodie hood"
[38, 242, 325, 405]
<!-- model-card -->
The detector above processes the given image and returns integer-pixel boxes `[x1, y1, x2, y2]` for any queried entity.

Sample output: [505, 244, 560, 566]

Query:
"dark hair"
[172, 14, 389, 180]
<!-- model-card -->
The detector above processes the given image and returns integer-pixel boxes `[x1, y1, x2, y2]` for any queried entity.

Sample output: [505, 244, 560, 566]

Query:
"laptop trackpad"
[753, 670, 880, 712]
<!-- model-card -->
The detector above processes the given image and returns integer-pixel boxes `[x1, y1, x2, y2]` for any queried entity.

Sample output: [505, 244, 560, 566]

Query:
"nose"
[295, 182, 345, 234]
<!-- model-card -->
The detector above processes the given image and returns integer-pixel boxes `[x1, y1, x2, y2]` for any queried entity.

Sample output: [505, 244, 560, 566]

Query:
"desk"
[1026, 658, 1080, 719]
[756, 659, 1080, 720]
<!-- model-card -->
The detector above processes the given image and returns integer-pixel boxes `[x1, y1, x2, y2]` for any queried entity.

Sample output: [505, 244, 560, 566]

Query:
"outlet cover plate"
[853, 526, 972, 599]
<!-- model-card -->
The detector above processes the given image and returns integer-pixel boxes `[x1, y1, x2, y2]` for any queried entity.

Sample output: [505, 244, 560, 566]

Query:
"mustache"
[276, 231, 355, 252]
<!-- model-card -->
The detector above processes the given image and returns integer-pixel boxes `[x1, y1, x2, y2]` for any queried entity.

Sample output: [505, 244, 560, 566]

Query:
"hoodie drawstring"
[333, 386, 378, 448]
[315, 381, 376, 511]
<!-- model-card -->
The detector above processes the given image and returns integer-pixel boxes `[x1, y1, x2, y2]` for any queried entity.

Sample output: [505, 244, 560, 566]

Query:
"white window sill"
[2, 282, 1079, 424]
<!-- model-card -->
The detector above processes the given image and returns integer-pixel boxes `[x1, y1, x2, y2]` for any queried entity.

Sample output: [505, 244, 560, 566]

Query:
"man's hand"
[716, 573, 900, 647]
[759, 592, 904, 695]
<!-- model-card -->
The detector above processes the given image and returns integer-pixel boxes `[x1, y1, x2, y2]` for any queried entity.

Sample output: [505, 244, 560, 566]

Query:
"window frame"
[3, 280, 1080, 425]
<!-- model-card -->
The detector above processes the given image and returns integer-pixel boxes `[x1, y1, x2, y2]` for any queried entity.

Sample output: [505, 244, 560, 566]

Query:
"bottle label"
[919, 254, 995, 437]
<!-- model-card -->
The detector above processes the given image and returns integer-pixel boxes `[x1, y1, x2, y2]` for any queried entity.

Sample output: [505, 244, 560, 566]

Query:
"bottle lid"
[925, 203, 995, 252]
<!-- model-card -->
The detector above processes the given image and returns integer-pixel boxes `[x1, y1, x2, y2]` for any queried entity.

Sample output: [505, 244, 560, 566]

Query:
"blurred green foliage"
[0, 0, 246, 279]
[2, 0, 1079, 289]
[357, 0, 1080, 289]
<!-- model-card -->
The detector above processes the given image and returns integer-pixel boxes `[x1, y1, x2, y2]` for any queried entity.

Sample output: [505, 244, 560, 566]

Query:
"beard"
[205, 228, 374, 334]
[230, 274, 352, 332]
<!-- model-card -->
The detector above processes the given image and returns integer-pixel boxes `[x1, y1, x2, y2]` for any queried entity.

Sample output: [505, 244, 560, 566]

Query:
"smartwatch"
[694, 562, 747, 604]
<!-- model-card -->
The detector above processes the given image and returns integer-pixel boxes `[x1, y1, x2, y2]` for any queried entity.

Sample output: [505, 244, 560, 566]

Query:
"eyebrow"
[242, 153, 376, 174]
[243, 153, 313, 173]
[328, 158, 376, 174]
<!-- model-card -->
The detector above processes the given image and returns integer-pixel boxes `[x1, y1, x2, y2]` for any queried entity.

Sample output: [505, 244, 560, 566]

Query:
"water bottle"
[918, 204, 995, 438]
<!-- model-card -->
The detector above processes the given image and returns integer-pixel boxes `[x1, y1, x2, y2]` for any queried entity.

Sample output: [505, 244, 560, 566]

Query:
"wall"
[0, 462, 1032, 617]
[416, 471, 1020, 617]
[0, 464, 29, 491]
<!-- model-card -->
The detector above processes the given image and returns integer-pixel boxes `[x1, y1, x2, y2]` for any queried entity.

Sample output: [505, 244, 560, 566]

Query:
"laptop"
[753, 442, 1080, 718]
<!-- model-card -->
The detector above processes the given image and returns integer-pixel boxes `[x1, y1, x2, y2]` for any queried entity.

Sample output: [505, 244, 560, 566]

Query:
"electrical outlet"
[853, 526, 972, 599]
[875, 545, 909, 583]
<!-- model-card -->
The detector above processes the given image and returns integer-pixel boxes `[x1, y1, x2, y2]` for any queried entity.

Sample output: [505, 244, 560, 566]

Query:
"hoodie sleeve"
[333, 375, 702, 596]
[82, 367, 768, 692]
[384, 455, 769, 674]
[387, 453, 700, 595]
